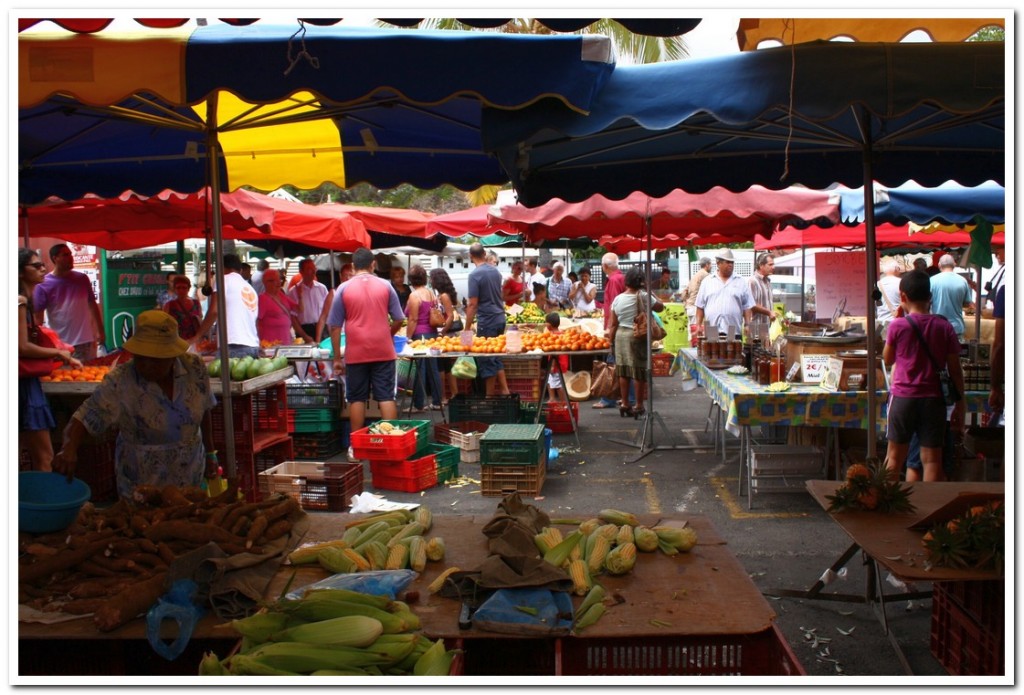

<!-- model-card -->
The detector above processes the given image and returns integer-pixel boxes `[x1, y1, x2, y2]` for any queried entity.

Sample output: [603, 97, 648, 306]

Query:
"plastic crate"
[506, 376, 542, 402]
[519, 402, 546, 425]
[750, 445, 824, 476]
[292, 430, 346, 460]
[448, 394, 521, 425]
[931, 582, 1005, 676]
[351, 420, 430, 461]
[652, 351, 674, 377]
[213, 383, 289, 453]
[556, 625, 805, 676]
[480, 459, 545, 497]
[442, 377, 474, 402]
[76, 433, 117, 504]
[504, 357, 543, 380]
[288, 408, 342, 434]
[240, 437, 294, 502]
[286, 380, 343, 409]
[370, 455, 438, 493]
[480, 424, 546, 465]
[433, 421, 490, 449]
[452, 638, 557, 676]
[259, 460, 363, 512]
[935, 579, 1005, 631]
[543, 402, 579, 434]
[429, 443, 461, 483]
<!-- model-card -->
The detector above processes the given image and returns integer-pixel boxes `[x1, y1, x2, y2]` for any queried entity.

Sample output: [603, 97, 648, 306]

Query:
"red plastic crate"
[350, 420, 429, 461]
[236, 436, 294, 502]
[212, 383, 289, 454]
[934, 579, 1005, 633]
[506, 376, 542, 402]
[504, 357, 543, 380]
[544, 401, 579, 434]
[557, 625, 805, 676]
[370, 454, 437, 493]
[442, 378, 474, 402]
[652, 352, 674, 377]
[76, 433, 117, 503]
[931, 582, 1005, 675]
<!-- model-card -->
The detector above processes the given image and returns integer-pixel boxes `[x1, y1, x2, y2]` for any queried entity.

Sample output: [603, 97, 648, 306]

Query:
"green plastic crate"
[289, 408, 341, 433]
[518, 402, 547, 425]
[429, 443, 461, 483]
[480, 424, 545, 465]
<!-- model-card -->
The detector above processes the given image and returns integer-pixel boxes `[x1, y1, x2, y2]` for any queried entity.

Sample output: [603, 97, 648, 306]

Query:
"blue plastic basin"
[19, 471, 91, 534]
[393, 335, 408, 352]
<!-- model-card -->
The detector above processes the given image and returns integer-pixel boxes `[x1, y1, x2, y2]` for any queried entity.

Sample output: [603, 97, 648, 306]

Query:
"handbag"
[905, 315, 961, 406]
[428, 292, 447, 328]
[19, 325, 69, 378]
[589, 360, 617, 399]
[632, 293, 667, 342]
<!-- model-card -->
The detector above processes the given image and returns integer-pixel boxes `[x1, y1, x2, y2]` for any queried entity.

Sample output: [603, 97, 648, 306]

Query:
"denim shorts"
[346, 360, 397, 403]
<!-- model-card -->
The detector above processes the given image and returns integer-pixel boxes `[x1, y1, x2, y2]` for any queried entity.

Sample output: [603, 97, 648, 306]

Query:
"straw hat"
[714, 248, 735, 261]
[123, 310, 189, 359]
[566, 370, 592, 401]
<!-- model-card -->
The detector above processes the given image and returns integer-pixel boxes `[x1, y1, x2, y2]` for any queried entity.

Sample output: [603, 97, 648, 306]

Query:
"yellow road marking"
[587, 477, 661, 514]
[710, 477, 811, 519]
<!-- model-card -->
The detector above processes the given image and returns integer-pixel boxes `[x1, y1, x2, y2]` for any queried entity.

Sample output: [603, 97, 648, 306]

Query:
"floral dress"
[74, 353, 216, 498]
[163, 298, 204, 340]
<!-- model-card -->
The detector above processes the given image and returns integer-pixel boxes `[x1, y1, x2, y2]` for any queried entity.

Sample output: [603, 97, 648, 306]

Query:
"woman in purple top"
[162, 275, 203, 340]
[882, 271, 965, 482]
[405, 265, 443, 411]
[257, 269, 300, 346]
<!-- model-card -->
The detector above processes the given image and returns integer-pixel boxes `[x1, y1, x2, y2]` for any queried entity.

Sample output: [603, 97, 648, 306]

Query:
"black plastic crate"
[448, 394, 521, 425]
[292, 430, 346, 460]
[286, 380, 343, 409]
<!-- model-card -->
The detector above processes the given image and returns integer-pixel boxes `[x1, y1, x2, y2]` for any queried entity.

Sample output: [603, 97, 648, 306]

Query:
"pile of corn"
[287, 507, 445, 574]
[200, 587, 459, 676]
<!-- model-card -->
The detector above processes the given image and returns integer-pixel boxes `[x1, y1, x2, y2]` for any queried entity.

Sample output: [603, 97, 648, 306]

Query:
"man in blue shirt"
[463, 242, 509, 396]
[929, 254, 974, 338]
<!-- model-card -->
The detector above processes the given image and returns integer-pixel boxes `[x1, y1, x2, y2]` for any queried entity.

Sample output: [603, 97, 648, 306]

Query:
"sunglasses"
[24, 262, 46, 270]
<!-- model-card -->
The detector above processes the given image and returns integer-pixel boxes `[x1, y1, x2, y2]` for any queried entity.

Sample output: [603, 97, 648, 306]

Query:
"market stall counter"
[19, 512, 802, 677]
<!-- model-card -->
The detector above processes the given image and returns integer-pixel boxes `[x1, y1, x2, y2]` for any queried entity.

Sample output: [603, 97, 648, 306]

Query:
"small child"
[545, 312, 570, 403]
[882, 271, 965, 482]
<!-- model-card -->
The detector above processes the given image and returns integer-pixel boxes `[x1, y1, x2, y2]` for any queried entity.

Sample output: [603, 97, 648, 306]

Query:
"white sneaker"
[347, 447, 359, 463]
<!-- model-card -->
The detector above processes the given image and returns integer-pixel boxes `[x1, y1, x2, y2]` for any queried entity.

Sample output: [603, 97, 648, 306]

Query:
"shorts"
[228, 344, 260, 359]
[475, 313, 506, 379]
[886, 395, 948, 447]
[346, 360, 397, 403]
[548, 372, 564, 389]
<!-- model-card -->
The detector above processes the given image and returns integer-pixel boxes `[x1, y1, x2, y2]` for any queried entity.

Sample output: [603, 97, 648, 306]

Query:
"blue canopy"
[482, 40, 1004, 206]
[836, 180, 1005, 226]
[19, 24, 614, 204]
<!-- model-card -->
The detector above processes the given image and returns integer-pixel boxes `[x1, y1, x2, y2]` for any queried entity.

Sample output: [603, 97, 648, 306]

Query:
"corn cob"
[227, 653, 300, 676]
[567, 558, 592, 596]
[342, 526, 363, 545]
[657, 539, 679, 556]
[244, 641, 392, 673]
[386, 522, 426, 548]
[362, 541, 389, 571]
[408, 536, 428, 572]
[269, 615, 384, 647]
[633, 526, 659, 552]
[413, 506, 433, 532]
[317, 546, 356, 574]
[198, 651, 229, 676]
[287, 587, 393, 611]
[586, 534, 612, 574]
[598, 509, 640, 527]
[653, 525, 698, 552]
[351, 521, 393, 548]
[228, 610, 289, 642]
[287, 539, 349, 566]
[573, 602, 606, 632]
[578, 518, 602, 536]
[354, 530, 393, 555]
[595, 523, 620, 541]
[389, 601, 421, 630]
[604, 542, 637, 575]
[310, 669, 373, 676]
[575, 584, 606, 620]
[428, 567, 461, 594]
[344, 548, 373, 572]
[343, 510, 411, 530]
[543, 530, 583, 567]
[568, 542, 582, 563]
[365, 633, 419, 665]
[281, 599, 408, 633]
[615, 524, 635, 547]
[533, 529, 557, 556]
[413, 639, 456, 676]
[424, 537, 446, 562]
[385, 543, 409, 570]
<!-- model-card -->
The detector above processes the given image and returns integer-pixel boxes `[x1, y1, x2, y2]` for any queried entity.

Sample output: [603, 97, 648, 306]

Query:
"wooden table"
[768, 480, 1004, 674]
[20, 512, 785, 676]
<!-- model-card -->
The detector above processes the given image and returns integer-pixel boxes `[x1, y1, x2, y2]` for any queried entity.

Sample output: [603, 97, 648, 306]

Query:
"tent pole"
[800, 245, 807, 319]
[861, 136, 880, 464]
[206, 101, 238, 481]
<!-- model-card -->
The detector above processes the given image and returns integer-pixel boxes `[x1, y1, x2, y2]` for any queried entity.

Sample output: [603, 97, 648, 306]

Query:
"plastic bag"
[452, 355, 477, 379]
[590, 360, 616, 399]
[284, 569, 418, 601]
[471, 588, 574, 636]
[146, 579, 205, 661]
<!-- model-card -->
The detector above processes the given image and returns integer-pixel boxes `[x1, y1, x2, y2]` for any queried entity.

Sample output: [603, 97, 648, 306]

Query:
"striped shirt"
[695, 273, 754, 333]
[748, 273, 775, 332]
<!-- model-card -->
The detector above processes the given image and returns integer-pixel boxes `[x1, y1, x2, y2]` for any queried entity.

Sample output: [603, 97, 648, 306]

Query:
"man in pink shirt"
[594, 252, 627, 409]
[328, 248, 406, 461]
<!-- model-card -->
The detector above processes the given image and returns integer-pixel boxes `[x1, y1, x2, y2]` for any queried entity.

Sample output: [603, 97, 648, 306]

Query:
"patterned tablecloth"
[676, 348, 988, 435]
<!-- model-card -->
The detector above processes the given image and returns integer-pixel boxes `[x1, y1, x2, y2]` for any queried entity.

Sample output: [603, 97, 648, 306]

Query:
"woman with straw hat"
[53, 310, 217, 498]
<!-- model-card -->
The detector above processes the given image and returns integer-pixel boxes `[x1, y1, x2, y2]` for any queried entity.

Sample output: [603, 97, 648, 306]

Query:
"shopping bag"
[452, 355, 477, 379]
[590, 360, 616, 399]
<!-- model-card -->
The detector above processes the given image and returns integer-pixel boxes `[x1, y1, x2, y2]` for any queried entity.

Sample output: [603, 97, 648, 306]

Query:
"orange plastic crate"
[370, 454, 437, 493]
[930, 581, 1005, 675]
[652, 352, 674, 377]
[543, 402, 579, 434]
[350, 420, 429, 461]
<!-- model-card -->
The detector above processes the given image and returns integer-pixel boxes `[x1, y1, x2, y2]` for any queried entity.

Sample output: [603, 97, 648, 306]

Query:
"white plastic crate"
[750, 445, 823, 477]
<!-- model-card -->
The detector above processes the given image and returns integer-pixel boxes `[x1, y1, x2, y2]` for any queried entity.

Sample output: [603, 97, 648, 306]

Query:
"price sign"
[800, 354, 831, 383]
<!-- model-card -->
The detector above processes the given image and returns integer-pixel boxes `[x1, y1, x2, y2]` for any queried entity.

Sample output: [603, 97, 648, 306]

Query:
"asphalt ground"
[330, 372, 995, 681]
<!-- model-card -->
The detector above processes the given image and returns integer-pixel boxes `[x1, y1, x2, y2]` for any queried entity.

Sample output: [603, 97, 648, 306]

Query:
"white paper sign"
[816, 251, 869, 320]
[801, 354, 832, 383]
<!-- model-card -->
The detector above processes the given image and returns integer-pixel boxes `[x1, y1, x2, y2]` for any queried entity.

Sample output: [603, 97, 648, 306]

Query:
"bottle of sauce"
[770, 355, 784, 383]
[505, 324, 522, 353]
[758, 353, 771, 385]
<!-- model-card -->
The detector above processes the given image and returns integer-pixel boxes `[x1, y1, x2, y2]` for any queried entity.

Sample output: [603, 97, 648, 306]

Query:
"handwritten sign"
[800, 354, 832, 383]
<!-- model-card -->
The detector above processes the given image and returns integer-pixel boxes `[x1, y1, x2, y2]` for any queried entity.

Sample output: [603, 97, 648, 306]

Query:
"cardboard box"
[785, 340, 868, 383]
[820, 355, 885, 392]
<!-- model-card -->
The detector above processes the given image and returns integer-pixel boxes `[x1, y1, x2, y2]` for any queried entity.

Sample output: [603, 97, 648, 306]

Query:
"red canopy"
[756, 224, 1006, 250]
[318, 202, 434, 238]
[426, 205, 524, 238]
[489, 186, 839, 245]
[22, 188, 371, 251]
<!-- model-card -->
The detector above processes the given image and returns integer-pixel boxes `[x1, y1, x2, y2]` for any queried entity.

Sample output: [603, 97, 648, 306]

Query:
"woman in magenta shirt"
[405, 265, 443, 411]
[257, 269, 299, 346]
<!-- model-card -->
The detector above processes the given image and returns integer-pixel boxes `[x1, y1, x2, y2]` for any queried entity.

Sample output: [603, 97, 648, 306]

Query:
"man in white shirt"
[288, 258, 334, 344]
[694, 249, 754, 336]
[193, 253, 260, 358]
[875, 257, 903, 327]
[526, 258, 547, 301]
